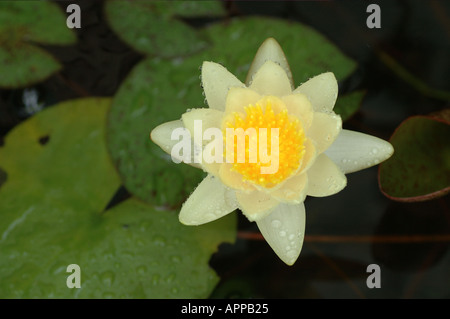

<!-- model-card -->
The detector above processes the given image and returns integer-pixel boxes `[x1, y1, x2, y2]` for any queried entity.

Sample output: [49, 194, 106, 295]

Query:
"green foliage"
[0, 98, 236, 298]
[0, 1, 76, 88]
[379, 115, 450, 201]
[104, 0, 225, 58]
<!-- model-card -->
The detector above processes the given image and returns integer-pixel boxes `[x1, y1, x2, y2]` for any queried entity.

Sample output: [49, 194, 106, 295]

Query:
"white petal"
[324, 129, 394, 174]
[150, 120, 202, 168]
[293, 72, 338, 113]
[225, 87, 261, 114]
[201, 61, 245, 111]
[271, 173, 308, 204]
[306, 153, 347, 197]
[181, 108, 223, 146]
[256, 202, 306, 266]
[179, 175, 238, 225]
[249, 60, 292, 96]
[236, 190, 279, 221]
[307, 112, 342, 154]
[246, 38, 293, 88]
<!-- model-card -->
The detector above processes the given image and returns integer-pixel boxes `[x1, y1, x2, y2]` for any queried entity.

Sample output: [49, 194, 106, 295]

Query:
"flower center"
[223, 96, 305, 188]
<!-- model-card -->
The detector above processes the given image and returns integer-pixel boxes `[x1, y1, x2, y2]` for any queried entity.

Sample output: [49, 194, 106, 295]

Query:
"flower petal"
[256, 202, 306, 265]
[150, 120, 202, 168]
[225, 87, 261, 114]
[246, 37, 293, 88]
[282, 93, 313, 129]
[297, 138, 317, 175]
[324, 129, 394, 174]
[179, 174, 238, 225]
[202, 61, 245, 111]
[307, 112, 342, 154]
[306, 153, 347, 197]
[181, 108, 223, 146]
[293, 72, 338, 113]
[236, 190, 280, 221]
[249, 60, 292, 97]
[271, 173, 308, 204]
[219, 163, 254, 192]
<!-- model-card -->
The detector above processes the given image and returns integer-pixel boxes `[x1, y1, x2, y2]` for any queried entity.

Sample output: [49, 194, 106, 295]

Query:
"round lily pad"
[379, 115, 450, 201]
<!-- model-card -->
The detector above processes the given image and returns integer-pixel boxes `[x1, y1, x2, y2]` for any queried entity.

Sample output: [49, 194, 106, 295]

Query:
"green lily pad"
[379, 115, 450, 201]
[0, 1, 77, 88]
[0, 98, 236, 298]
[334, 90, 366, 121]
[0, 44, 61, 88]
[104, 0, 223, 58]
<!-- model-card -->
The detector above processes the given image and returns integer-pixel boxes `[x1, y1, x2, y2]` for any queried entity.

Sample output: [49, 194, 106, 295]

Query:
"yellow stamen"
[223, 96, 305, 188]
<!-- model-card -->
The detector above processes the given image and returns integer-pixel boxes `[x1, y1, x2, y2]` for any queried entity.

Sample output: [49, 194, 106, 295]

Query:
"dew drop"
[286, 250, 297, 260]
[341, 159, 348, 164]
[136, 265, 147, 275]
[271, 220, 282, 228]
[372, 148, 378, 154]
[171, 255, 182, 263]
[279, 230, 286, 237]
[153, 235, 166, 247]
[151, 274, 160, 286]
[101, 271, 115, 286]
[165, 273, 176, 284]
[288, 234, 295, 240]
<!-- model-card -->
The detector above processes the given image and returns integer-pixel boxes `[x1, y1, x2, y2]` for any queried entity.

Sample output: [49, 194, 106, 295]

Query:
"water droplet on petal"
[286, 250, 297, 260]
[279, 230, 286, 237]
[271, 220, 282, 228]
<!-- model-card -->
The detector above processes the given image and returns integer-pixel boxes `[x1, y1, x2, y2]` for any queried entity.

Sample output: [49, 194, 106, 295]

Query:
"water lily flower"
[151, 38, 394, 265]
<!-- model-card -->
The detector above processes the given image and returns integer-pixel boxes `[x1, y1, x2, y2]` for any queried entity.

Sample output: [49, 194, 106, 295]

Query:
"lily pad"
[0, 1, 77, 88]
[104, 0, 223, 58]
[108, 16, 358, 207]
[378, 115, 450, 201]
[0, 98, 236, 298]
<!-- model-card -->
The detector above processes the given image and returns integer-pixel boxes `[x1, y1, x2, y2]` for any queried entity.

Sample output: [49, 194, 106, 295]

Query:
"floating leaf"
[0, 45, 61, 88]
[334, 90, 365, 121]
[108, 16, 357, 206]
[104, 0, 219, 58]
[0, 1, 77, 88]
[379, 115, 450, 201]
[0, 98, 236, 298]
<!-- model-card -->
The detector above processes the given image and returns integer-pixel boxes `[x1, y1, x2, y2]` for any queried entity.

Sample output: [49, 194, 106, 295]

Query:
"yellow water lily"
[151, 38, 393, 265]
